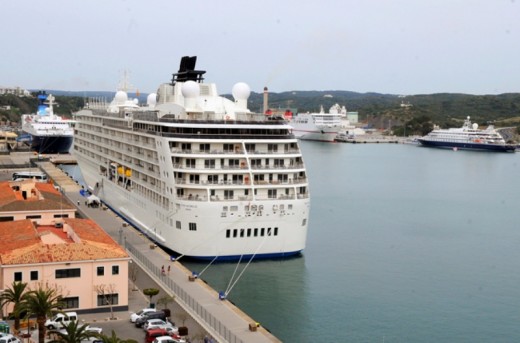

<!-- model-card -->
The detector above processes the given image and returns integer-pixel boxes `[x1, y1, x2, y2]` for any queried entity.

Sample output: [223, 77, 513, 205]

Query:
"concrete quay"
[33, 161, 280, 343]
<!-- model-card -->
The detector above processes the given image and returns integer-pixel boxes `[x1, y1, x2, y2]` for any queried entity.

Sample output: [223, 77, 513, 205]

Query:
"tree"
[47, 321, 94, 343]
[142, 288, 159, 307]
[129, 262, 139, 291]
[23, 283, 64, 343]
[0, 281, 28, 332]
[94, 284, 117, 320]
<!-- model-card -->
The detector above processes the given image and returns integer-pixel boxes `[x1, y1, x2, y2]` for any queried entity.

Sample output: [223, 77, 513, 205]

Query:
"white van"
[44, 312, 78, 329]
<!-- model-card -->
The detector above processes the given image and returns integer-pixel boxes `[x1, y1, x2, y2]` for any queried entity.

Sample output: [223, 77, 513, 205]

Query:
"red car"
[145, 329, 171, 343]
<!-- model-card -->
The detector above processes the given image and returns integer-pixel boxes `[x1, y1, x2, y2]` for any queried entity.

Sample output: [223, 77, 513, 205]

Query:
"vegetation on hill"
[2, 90, 519, 137]
[0, 93, 84, 124]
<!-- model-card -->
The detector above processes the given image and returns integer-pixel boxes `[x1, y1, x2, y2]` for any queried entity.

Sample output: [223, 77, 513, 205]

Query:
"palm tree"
[47, 321, 94, 343]
[0, 281, 28, 332]
[23, 285, 64, 343]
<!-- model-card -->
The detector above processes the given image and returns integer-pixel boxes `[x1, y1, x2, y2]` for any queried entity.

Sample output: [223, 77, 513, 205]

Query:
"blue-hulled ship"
[21, 92, 74, 154]
[418, 117, 516, 152]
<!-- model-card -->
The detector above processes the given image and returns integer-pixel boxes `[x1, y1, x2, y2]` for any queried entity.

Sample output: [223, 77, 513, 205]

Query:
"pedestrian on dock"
[77, 200, 80, 206]
[161, 265, 165, 275]
[167, 265, 170, 274]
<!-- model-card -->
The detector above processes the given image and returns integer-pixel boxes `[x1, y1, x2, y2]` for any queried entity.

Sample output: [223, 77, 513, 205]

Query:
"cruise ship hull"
[292, 129, 339, 142]
[418, 139, 516, 152]
[29, 134, 73, 154]
[75, 149, 309, 260]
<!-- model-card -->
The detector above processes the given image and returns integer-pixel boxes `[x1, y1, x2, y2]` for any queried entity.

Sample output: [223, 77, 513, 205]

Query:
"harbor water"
[63, 142, 520, 342]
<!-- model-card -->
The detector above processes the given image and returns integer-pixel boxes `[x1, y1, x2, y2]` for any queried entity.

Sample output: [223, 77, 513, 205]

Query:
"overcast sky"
[3, 0, 519, 95]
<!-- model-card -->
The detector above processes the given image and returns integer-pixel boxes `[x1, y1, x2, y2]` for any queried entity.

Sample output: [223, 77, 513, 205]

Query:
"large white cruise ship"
[73, 56, 310, 260]
[21, 92, 74, 154]
[289, 104, 345, 142]
[418, 116, 516, 152]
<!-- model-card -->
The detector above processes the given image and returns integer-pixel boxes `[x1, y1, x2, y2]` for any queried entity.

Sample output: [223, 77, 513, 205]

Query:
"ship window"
[267, 228, 272, 236]
[245, 143, 255, 152]
[186, 159, 196, 168]
[288, 204, 293, 210]
[247, 228, 252, 237]
[223, 206, 228, 212]
[176, 221, 181, 229]
[268, 144, 278, 152]
[302, 218, 307, 226]
[204, 160, 215, 169]
[274, 227, 278, 236]
[223, 144, 234, 152]
[199, 144, 210, 152]
[254, 228, 258, 237]
[226, 229, 230, 238]
[230, 206, 238, 211]
[261, 228, 265, 236]
[240, 229, 245, 238]
[268, 189, 277, 199]
[233, 229, 238, 238]
[189, 223, 197, 231]
[224, 190, 234, 200]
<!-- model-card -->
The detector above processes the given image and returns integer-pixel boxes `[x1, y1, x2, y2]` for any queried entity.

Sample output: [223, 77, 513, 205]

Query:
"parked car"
[130, 308, 156, 323]
[153, 335, 186, 343]
[45, 312, 78, 329]
[143, 319, 174, 331]
[85, 326, 103, 335]
[145, 329, 173, 343]
[135, 311, 166, 328]
[0, 335, 20, 343]
[146, 321, 178, 334]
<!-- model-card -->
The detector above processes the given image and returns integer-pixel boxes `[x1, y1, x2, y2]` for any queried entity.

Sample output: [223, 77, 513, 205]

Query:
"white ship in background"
[21, 92, 74, 154]
[73, 56, 310, 260]
[418, 116, 516, 152]
[289, 104, 345, 142]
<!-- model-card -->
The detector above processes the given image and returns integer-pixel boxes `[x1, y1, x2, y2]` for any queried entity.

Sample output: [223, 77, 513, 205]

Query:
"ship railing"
[170, 148, 301, 155]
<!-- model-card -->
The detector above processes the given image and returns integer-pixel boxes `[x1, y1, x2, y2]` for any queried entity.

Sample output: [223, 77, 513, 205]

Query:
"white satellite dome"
[147, 93, 157, 106]
[181, 80, 200, 98]
[472, 123, 478, 130]
[232, 82, 251, 101]
[133, 98, 139, 104]
[115, 91, 128, 104]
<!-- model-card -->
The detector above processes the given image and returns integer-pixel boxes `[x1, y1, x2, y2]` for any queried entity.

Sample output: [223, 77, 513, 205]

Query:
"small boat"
[417, 117, 516, 153]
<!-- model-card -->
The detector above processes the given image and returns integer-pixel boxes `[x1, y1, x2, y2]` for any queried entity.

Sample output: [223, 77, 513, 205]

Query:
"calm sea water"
[64, 143, 520, 342]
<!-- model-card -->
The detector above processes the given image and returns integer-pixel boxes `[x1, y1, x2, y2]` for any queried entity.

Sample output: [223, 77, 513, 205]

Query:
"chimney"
[263, 86, 269, 114]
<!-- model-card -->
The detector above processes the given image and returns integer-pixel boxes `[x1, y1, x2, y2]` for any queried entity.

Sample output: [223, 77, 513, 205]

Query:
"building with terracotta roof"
[0, 218, 130, 314]
[0, 180, 76, 225]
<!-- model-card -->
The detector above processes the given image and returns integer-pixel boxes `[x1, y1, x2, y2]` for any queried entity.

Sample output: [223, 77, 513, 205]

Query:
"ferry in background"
[417, 116, 516, 152]
[72, 56, 310, 260]
[21, 92, 74, 154]
[289, 104, 345, 142]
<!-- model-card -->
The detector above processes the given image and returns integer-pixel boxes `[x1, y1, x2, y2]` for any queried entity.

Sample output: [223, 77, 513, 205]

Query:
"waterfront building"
[0, 218, 130, 314]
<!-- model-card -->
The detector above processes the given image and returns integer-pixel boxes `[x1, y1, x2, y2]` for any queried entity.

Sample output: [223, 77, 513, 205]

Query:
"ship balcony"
[174, 177, 308, 187]
[170, 148, 301, 156]
[171, 163, 306, 171]
[178, 193, 307, 202]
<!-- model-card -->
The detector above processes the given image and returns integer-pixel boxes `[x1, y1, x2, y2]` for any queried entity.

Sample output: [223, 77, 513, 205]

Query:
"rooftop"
[0, 218, 129, 265]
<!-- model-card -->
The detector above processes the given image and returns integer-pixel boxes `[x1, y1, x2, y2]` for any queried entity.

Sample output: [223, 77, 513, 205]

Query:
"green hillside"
[2, 91, 520, 137]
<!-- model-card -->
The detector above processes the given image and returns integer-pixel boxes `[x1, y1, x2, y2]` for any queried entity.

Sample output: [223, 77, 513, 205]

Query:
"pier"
[33, 161, 281, 343]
